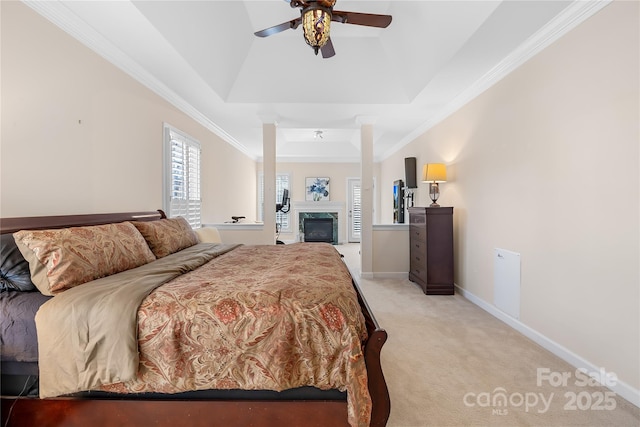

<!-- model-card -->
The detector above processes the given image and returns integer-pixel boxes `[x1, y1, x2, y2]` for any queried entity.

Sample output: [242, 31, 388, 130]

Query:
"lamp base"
[428, 183, 440, 207]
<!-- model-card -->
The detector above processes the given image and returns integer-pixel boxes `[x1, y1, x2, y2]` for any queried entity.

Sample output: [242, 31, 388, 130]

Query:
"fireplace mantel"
[291, 201, 345, 244]
[292, 201, 344, 211]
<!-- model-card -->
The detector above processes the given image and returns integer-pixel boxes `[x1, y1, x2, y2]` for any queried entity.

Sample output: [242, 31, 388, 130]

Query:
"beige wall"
[381, 1, 639, 393]
[371, 225, 410, 275]
[272, 162, 362, 207]
[0, 1, 256, 222]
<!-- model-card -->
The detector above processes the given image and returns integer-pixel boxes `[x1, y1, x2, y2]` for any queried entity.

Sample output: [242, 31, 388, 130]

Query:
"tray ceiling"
[25, 0, 608, 162]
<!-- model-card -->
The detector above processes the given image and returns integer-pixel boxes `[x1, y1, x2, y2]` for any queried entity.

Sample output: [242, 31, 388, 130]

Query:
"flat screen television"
[393, 180, 404, 223]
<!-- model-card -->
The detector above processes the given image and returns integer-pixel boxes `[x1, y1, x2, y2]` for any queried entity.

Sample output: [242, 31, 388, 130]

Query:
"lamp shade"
[422, 163, 447, 183]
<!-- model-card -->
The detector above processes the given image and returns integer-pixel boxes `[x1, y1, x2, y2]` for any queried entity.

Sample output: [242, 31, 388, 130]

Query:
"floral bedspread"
[101, 243, 370, 427]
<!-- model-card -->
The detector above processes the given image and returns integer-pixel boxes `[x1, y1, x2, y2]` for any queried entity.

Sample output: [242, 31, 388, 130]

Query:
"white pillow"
[194, 226, 222, 243]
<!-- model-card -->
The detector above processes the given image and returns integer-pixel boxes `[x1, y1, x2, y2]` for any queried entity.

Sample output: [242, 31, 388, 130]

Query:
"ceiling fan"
[254, 0, 392, 58]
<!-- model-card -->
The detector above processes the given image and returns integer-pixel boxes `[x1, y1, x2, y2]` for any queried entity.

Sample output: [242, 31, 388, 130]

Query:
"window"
[163, 123, 201, 228]
[258, 173, 291, 232]
[349, 179, 361, 242]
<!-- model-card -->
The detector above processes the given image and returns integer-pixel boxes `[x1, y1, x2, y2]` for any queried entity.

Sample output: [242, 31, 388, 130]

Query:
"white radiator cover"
[494, 248, 521, 319]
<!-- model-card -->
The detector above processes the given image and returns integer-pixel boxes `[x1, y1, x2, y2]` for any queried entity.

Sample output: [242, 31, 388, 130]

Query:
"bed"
[0, 210, 389, 427]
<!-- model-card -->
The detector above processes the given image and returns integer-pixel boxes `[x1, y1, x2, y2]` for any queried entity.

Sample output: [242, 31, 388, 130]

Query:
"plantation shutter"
[275, 175, 290, 230]
[165, 125, 201, 228]
[351, 183, 362, 240]
[258, 173, 290, 232]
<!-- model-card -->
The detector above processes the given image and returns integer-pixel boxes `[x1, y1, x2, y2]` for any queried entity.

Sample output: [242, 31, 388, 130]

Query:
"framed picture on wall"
[306, 177, 330, 201]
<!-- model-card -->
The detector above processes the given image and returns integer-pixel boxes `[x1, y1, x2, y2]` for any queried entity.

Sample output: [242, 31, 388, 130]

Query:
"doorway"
[347, 178, 361, 243]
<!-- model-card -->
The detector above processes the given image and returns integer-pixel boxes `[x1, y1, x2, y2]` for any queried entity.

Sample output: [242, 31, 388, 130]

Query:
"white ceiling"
[25, 0, 607, 162]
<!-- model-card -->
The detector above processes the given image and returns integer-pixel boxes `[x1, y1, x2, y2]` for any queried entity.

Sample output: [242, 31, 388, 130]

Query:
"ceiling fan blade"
[254, 18, 302, 38]
[321, 38, 335, 58]
[331, 11, 392, 28]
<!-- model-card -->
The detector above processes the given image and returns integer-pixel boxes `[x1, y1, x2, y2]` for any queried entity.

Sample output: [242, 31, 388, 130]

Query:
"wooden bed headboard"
[0, 210, 166, 234]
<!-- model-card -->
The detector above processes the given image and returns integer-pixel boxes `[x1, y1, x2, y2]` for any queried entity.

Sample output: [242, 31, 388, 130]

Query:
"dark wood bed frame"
[0, 211, 390, 427]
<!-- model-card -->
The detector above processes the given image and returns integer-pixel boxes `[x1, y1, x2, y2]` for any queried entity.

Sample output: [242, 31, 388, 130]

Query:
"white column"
[262, 121, 277, 244]
[358, 118, 375, 275]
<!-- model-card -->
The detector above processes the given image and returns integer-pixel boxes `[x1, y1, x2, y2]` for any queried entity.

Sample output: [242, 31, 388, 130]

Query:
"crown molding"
[382, 0, 612, 161]
[263, 155, 366, 164]
[22, 0, 256, 161]
[23, 0, 611, 165]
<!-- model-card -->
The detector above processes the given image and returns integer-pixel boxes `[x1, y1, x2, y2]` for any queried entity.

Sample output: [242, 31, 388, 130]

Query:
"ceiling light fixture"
[302, 4, 332, 55]
[256, 0, 390, 58]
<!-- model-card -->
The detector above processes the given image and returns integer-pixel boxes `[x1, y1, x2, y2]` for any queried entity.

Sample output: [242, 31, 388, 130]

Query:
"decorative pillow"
[1, 234, 37, 292]
[194, 226, 222, 244]
[13, 222, 156, 296]
[132, 217, 198, 258]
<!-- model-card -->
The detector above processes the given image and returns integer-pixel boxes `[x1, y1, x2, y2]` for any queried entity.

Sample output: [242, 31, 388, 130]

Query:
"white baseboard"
[455, 284, 640, 408]
[374, 272, 407, 280]
[359, 271, 407, 281]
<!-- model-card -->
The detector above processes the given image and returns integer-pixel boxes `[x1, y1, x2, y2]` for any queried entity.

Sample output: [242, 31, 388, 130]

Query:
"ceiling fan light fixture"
[302, 6, 332, 55]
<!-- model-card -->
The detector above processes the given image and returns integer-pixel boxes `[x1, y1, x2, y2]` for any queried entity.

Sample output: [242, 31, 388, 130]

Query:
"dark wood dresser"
[408, 207, 454, 295]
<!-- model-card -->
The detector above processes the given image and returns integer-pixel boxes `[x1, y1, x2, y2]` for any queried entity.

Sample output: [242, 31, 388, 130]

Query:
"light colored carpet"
[336, 244, 640, 427]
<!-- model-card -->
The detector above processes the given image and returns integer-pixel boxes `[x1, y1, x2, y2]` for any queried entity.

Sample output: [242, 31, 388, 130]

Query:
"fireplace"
[303, 218, 334, 243]
[293, 201, 344, 245]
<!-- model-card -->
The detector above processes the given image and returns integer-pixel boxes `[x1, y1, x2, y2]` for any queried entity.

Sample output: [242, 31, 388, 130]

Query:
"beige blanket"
[35, 243, 239, 397]
[36, 243, 370, 427]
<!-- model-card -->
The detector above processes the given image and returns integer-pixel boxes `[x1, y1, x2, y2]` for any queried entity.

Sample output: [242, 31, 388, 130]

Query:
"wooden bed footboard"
[353, 279, 391, 427]
[1, 399, 351, 427]
[0, 210, 390, 427]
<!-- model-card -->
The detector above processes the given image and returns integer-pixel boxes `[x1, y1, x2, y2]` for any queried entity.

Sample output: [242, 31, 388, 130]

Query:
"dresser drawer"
[410, 235, 426, 254]
[409, 212, 426, 225]
[409, 225, 425, 241]
[410, 241, 426, 263]
[409, 262, 427, 283]
[410, 246, 427, 278]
